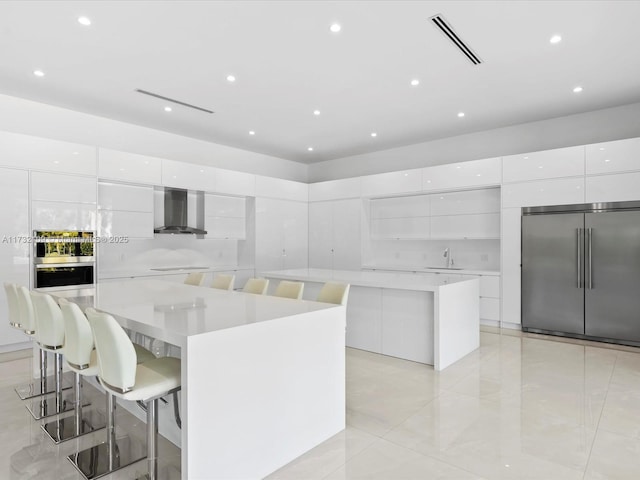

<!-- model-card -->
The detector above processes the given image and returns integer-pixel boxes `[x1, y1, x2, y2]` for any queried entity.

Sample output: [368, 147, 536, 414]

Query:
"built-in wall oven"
[33, 231, 95, 288]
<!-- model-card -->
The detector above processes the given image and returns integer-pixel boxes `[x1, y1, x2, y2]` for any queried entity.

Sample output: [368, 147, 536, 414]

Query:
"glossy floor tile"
[4, 329, 640, 479]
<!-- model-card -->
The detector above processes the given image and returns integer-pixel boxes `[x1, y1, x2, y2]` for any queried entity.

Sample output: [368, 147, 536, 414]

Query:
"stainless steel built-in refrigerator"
[522, 202, 640, 345]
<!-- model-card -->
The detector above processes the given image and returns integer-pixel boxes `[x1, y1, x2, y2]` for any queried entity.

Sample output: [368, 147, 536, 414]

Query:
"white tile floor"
[2, 329, 640, 479]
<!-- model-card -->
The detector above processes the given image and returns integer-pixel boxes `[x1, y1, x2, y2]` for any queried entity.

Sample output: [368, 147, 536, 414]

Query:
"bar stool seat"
[69, 308, 181, 480]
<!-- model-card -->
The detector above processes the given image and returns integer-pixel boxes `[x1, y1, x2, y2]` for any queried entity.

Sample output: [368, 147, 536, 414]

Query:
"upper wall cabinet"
[586, 138, 640, 175]
[215, 168, 255, 197]
[31, 172, 96, 204]
[502, 177, 585, 208]
[255, 176, 308, 202]
[422, 157, 501, 191]
[98, 148, 162, 185]
[430, 188, 500, 216]
[162, 159, 216, 192]
[502, 146, 584, 183]
[361, 169, 422, 197]
[370, 195, 430, 219]
[309, 177, 362, 202]
[586, 171, 640, 203]
[0, 131, 96, 175]
[205, 194, 246, 239]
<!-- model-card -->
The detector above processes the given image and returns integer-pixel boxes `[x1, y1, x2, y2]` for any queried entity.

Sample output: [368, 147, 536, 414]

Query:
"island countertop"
[260, 267, 477, 292]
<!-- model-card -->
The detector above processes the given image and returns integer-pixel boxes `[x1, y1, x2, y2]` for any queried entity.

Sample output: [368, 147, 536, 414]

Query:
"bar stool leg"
[15, 348, 71, 400]
[147, 399, 159, 480]
[55, 353, 63, 412]
[107, 393, 117, 472]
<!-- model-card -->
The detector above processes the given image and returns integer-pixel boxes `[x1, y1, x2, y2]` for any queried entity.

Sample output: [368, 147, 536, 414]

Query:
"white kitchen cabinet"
[381, 288, 433, 364]
[501, 207, 522, 325]
[480, 297, 500, 321]
[162, 159, 216, 192]
[430, 188, 500, 216]
[0, 131, 96, 176]
[255, 198, 308, 273]
[502, 146, 584, 183]
[98, 148, 162, 185]
[370, 195, 430, 218]
[422, 157, 501, 191]
[0, 167, 30, 348]
[308, 177, 361, 201]
[32, 201, 96, 231]
[502, 177, 584, 208]
[345, 286, 383, 353]
[99, 210, 154, 239]
[586, 138, 640, 175]
[361, 169, 422, 197]
[586, 172, 640, 203]
[430, 213, 500, 239]
[31, 172, 96, 204]
[205, 194, 246, 239]
[370, 217, 430, 239]
[255, 176, 308, 202]
[98, 182, 154, 239]
[98, 182, 154, 212]
[308, 199, 361, 270]
[215, 168, 255, 197]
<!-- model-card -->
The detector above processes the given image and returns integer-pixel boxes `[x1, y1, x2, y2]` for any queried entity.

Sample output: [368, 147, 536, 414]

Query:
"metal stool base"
[14, 374, 72, 400]
[42, 409, 106, 444]
[67, 440, 145, 480]
[26, 394, 90, 420]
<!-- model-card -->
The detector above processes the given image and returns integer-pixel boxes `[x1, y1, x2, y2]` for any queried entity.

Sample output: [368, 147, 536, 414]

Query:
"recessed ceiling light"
[307, 147, 314, 152]
[410, 79, 420, 86]
[549, 34, 562, 44]
[313, 110, 321, 116]
[599, 147, 605, 151]
[200, 169, 204, 173]
[33, 70, 45, 77]
[455, 166, 461, 169]
[77, 16, 91, 26]
[72, 151, 79, 155]
[119, 168, 125, 172]
[573, 86, 583, 93]
[329, 23, 341, 33]
[226, 75, 236, 83]
[605, 159, 611, 162]
[164, 106, 172, 112]
[53, 160, 59, 164]
[249, 130, 255, 135]
[476, 173, 482, 177]
[457, 112, 465, 118]
[371, 132, 377, 137]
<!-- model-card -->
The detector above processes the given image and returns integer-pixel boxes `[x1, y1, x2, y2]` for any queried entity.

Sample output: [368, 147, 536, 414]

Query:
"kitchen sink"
[425, 266, 463, 270]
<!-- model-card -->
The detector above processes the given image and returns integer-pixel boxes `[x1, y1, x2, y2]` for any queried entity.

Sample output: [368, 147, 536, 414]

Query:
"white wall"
[308, 101, 640, 182]
[0, 94, 307, 182]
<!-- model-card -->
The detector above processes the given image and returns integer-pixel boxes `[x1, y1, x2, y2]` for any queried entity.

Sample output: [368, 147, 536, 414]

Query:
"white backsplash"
[365, 238, 500, 271]
[98, 235, 239, 271]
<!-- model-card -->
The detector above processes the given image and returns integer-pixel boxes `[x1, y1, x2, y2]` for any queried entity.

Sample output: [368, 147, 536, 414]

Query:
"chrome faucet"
[443, 247, 454, 268]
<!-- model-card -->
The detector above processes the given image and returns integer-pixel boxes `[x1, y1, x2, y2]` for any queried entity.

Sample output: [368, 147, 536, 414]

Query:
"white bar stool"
[242, 277, 269, 295]
[4, 282, 22, 329]
[184, 272, 205, 286]
[273, 280, 305, 300]
[42, 299, 106, 444]
[69, 308, 181, 480]
[211, 273, 235, 290]
[27, 291, 82, 420]
[317, 281, 351, 306]
[12, 285, 69, 400]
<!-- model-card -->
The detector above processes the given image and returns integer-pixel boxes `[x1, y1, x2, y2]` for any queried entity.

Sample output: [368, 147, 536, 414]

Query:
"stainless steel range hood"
[154, 187, 207, 235]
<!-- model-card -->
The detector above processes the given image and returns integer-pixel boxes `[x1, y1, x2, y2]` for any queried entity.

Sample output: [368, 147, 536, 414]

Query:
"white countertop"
[45, 278, 337, 347]
[361, 264, 500, 276]
[98, 264, 254, 280]
[261, 268, 478, 292]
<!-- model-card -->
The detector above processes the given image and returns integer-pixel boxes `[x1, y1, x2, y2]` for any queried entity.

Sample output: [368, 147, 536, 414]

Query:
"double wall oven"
[33, 231, 95, 289]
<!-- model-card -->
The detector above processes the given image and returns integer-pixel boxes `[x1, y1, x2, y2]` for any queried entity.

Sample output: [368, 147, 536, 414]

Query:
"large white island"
[262, 268, 480, 371]
[51, 278, 346, 480]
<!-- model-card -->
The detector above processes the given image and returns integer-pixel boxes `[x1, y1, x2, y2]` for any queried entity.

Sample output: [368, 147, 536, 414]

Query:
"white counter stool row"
[69, 308, 181, 480]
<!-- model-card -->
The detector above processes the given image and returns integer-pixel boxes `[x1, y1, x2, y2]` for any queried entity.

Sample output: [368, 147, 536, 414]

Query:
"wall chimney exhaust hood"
[154, 187, 207, 235]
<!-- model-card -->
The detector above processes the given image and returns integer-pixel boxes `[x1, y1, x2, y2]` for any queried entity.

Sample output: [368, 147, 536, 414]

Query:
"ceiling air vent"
[430, 14, 482, 65]
[135, 89, 215, 114]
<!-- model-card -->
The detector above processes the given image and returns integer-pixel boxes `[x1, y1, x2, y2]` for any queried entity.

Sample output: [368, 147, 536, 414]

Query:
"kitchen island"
[262, 268, 480, 370]
[49, 278, 346, 480]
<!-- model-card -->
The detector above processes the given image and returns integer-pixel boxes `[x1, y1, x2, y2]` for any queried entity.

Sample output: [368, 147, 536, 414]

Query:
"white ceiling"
[2, 1, 640, 164]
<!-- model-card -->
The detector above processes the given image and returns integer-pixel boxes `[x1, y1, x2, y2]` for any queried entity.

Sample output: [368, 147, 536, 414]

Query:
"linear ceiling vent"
[430, 14, 482, 65]
[135, 89, 215, 114]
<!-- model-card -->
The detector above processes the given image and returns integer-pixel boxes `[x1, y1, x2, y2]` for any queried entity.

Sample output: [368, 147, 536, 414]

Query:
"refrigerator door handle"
[577, 228, 582, 288]
[587, 227, 593, 289]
